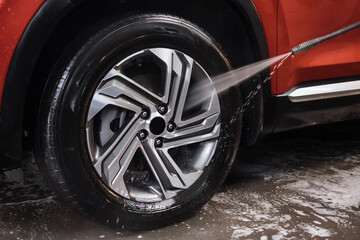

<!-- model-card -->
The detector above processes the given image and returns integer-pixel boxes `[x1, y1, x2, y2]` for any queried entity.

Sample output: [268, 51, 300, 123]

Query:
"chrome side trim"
[280, 80, 360, 102]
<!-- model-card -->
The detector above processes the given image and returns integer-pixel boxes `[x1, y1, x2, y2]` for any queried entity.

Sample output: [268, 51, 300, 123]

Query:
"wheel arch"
[0, 0, 269, 160]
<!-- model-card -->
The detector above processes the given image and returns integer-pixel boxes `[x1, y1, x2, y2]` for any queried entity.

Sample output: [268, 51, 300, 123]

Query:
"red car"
[1, 0, 359, 229]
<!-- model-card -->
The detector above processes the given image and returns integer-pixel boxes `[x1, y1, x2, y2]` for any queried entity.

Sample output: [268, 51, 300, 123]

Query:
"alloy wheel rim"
[86, 48, 221, 203]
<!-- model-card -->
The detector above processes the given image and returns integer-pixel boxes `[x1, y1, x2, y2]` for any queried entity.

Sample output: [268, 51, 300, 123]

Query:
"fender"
[0, 0, 271, 160]
[0, 0, 80, 159]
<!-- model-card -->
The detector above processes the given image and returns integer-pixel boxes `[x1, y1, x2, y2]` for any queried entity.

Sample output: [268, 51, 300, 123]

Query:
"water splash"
[186, 52, 292, 112]
[213, 52, 291, 94]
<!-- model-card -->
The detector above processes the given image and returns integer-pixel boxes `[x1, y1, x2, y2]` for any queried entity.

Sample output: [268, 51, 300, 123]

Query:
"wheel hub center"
[150, 117, 166, 135]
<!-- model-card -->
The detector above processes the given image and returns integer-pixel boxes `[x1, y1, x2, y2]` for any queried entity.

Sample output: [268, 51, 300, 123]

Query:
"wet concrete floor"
[1, 120, 360, 240]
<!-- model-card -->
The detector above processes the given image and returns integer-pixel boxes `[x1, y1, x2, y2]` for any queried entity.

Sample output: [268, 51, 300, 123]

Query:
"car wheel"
[36, 14, 242, 230]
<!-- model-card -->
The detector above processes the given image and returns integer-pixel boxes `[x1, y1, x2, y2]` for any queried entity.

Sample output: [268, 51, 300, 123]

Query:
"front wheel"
[36, 14, 242, 230]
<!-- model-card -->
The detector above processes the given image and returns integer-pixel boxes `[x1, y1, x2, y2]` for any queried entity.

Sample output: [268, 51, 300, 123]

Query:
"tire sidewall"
[41, 15, 242, 227]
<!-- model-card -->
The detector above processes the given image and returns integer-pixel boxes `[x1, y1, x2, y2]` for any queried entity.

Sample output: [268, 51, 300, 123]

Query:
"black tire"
[36, 14, 242, 230]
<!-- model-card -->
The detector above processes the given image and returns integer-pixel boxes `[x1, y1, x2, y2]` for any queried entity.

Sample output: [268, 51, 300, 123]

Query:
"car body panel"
[277, 0, 360, 94]
[253, 0, 360, 95]
[251, 0, 278, 93]
[0, 0, 45, 106]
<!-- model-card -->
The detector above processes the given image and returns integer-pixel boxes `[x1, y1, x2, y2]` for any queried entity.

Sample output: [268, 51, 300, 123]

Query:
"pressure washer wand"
[291, 21, 360, 55]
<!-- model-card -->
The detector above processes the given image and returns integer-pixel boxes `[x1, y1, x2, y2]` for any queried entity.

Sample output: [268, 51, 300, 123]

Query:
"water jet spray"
[189, 21, 360, 112]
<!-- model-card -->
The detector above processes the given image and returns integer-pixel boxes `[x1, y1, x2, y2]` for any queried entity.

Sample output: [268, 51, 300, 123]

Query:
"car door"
[276, 0, 360, 94]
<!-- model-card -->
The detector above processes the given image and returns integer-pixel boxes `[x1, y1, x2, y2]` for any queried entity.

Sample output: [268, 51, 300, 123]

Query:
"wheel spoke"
[92, 118, 144, 179]
[163, 120, 221, 149]
[170, 55, 194, 124]
[162, 54, 220, 128]
[141, 139, 189, 198]
[177, 88, 220, 127]
[156, 51, 186, 120]
[148, 48, 182, 105]
[110, 138, 142, 198]
[159, 148, 203, 187]
[87, 92, 142, 121]
[100, 70, 161, 111]
[163, 100, 220, 142]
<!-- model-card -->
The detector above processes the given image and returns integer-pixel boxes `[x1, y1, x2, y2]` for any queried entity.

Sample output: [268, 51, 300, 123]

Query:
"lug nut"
[158, 105, 167, 115]
[137, 130, 148, 141]
[140, 109, 149, 119]
[167, 122, 176, 132]
[154, 138, 163, 148]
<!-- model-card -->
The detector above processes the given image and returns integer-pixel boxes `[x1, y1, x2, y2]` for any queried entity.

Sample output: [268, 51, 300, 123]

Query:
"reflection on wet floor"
[1, 120, 360, 240]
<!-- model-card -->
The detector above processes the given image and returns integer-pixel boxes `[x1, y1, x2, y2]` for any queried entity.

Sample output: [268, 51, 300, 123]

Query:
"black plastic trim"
[230, 0, 271, 145]
[273, 77, 360, 132]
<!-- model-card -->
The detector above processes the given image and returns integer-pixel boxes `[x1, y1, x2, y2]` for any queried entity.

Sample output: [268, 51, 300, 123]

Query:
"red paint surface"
[251, 0, 278, 93]
[277, 0, 360, 94]
[253, 0, 360, 94]
[0, 0, 45, 106]
[1, 0, 359, 106]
